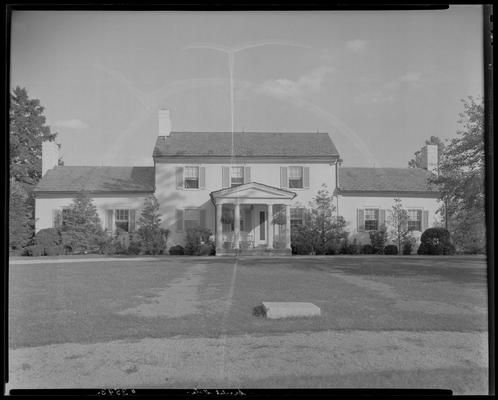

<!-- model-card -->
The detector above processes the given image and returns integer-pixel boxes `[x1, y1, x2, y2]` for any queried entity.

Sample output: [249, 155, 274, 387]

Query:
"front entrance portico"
[210, 182, 296, 255]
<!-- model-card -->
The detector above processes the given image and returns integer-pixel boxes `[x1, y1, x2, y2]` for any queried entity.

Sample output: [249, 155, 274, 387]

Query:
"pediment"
[210, 182, 296, 201]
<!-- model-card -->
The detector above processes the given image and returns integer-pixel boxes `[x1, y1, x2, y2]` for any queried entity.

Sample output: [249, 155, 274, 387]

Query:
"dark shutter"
[422, 210, 429, 231]
[379, 209, 386, 229]
[105, 209, 114, 232]
[52, 209, 62, 228]
[199, 166, 206, 189]
[303, 167, 310, 188]
[176, 167, 184, 189]
[200, 209, 206, 228]
[244, 166, 251, 183]
[176, 209, 184, 232]
[129, 209, 136, 232]
[280, 167, 288, 188]
[222, 166, 230, 188]
[357, 209, 365, 232]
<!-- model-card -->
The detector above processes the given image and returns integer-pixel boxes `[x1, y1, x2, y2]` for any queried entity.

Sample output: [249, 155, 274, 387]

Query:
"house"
[34, 109, 442, 255]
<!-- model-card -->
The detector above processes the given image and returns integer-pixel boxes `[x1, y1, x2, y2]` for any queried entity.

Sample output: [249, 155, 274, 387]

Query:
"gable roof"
[153, 132, 340, 159]
[338, 167, 439, 194]
[210, 181, 297, 202]
[34, 166, 155, 193]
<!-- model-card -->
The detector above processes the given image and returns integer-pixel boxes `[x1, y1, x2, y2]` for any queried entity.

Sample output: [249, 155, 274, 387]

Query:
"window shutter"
[200, 209, 207, 228]
[357, 209, 365, 232]
[52, 209, 62, 228]
[222, 166, 230, 188]
[105, 209, 114, 232]
[199, 167, 206, 189]
[244, 166, 251, 183]
[176, 167, 184, 189]
[422, 210, 429, 231]
[280, 166, 288, 188]
[386, 210, 393, 227]
[176, 209, 184, 232]
[303, 167, 310, 189]
[379, 209, 386, 229]
[129, 209, 136, 232]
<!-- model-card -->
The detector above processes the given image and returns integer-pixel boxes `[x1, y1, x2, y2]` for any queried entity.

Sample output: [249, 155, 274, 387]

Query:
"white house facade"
[34, 109, 442, 255]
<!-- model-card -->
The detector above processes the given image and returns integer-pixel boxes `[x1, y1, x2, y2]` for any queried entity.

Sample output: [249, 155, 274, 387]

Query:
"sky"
[10, 7, 484, 167]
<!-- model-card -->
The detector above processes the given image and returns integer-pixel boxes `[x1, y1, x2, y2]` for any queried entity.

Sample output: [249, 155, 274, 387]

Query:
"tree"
[60, 191, 106, 253]
[429, 96, 485, 253]
[136, 195, 169, 255]
[10, 87, 57, 187]
[292, 184, 348, 255]
[387, 198, 410, 254]
[408, 136, 445, 168]
[9, 178, 34, 253]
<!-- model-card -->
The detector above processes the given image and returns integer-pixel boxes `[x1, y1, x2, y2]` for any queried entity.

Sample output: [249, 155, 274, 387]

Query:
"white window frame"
[364, 207, 380, 231]
[230, 166, 244, 187]
[184, 208, 201, 230]
[407, 208, 423, 232]
[290, 207, 305, 227]
[115, 209, 130, 232]
[288, 166, 304, 189]
[183, 166, 200, 190]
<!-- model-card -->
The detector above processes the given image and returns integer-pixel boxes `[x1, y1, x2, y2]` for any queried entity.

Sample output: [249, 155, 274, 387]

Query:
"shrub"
[417, 228, 456, 255]
[22, 245, 45, 257]
[384, 244, 399, 255]
[169, 245, 185, 255]
[361, 244, 374, 254]
[44, 245, 65, 256]
[339, 238, 360, 255]
[402, 240, 414, 255]
[198, 244, 213, 256]
[369, 229, 387, 254]
[34, 228, 62, 247]
[128, 237, 142, 255]
[184, 226, 213, 256]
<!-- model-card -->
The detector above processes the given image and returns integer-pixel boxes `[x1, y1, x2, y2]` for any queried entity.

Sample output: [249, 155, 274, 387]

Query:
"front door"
[254, 206, 267, 245]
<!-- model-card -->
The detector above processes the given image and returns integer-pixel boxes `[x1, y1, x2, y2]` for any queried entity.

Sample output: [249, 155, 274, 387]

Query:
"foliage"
[136, 195, 169, 255]
[387, 198, 411, 254]
[290, 185, 348, 255]
[429, 96, 485, 253]
[220, 209, 234, 225]
[22, 245, 45, 257]
[417, 228, 456, 255]
[271, 205, 287, 225]
[384, 245, 399, 255]
[369, 228, 387, 254]
[408, 136, 445, 168]
[402, 235, 417, 255]
[60, 191, 106, 254]
[339, 237, 360, 255]
[169, 245, 185, 255]
[9, 178, 34, 253]
[184, 226, 213, 256]
[34, 227, 62, 248]
[361, 244, 374, 254]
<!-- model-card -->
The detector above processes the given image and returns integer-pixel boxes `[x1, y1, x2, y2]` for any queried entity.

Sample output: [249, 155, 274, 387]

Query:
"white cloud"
[346, 39, 367, 53]
[52, 119, 89, 130]
[354, 72, 424, 104]
[257, 66, 334, 99]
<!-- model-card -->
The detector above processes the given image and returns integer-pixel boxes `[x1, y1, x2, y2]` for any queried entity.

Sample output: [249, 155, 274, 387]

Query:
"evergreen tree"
[9, 178, 34, 253]
[387, 198, 410, 254]
[136, 195, 169, 255]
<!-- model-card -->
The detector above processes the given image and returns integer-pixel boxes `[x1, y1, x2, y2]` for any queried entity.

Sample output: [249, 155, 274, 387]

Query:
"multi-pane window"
[115, 209, 130, 232]
[288, 166, 303, 188]
[364, 208, 379, 231]
[61, 208, 71, 226]
[184, 208, 200, 230]
[184, 166, 199, 189]
[407, 209, 422, 231]
[290, 207, 305, 227]
[231, 166, 244, 187]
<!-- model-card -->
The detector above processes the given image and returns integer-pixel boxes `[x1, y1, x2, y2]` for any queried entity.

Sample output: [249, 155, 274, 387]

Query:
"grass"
[9, 255, 487, 349]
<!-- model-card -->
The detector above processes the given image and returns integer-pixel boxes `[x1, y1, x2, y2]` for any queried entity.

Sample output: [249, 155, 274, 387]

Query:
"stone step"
[262, 302, 321, 319]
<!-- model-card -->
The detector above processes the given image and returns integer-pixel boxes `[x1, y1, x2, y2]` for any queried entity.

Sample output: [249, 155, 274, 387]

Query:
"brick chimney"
[421, 144, 438, 174]
[158, 109, 172, 137]
[42, 141, 59, 176]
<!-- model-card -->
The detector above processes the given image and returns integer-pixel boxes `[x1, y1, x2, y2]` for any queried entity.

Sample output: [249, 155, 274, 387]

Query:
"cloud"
[346, 39, 367, 53]
[354, 72, 424, 104]
[52, 119, 89, 130]
[257, 66, 334, 99]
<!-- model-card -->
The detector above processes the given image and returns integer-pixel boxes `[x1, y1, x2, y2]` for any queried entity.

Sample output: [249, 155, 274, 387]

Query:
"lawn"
[8, 255, 489, 393]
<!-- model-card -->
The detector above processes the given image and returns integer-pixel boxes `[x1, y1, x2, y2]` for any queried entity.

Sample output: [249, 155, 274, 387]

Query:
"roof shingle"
[153, 132, 340, 158]
[338, 167, 439, 193]
[34, 166, 155, 193]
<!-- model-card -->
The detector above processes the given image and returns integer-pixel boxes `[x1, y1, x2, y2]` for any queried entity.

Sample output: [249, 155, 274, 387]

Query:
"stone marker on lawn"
[261, 302, 321, 319]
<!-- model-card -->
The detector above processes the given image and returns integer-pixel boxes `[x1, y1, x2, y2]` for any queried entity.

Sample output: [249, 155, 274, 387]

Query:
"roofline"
[337, 189, 440, 198]
[34, 190, 154, 198]
[153, 155, 340, 164]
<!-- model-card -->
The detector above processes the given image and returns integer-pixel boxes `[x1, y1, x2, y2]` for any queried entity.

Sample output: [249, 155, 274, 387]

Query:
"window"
[61, 208, 71, 226]
[184, 166, 199, 189]
[115, 209, 130, 232]
[231, 166, 244, 187]
[407, 209, 422, 231]
[364, 208, 379, 231]
[288, 166, 303, 188]
[290, 207, 305, 227]
[184, 208, 200, 230]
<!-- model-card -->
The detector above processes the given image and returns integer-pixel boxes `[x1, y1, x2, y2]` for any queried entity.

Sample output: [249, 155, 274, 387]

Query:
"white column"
[216, 203, 223, 251]
[234, 203, 240, 249]
[267, 204, 273, 249]
[285, 204, 291, 250]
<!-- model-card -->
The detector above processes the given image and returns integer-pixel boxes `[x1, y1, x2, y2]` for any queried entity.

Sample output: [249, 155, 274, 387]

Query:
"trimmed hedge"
[361, 244, 374, 254]
[384, 244, 399, 255]
[169, 245, 185, 255]
[417, 228, 456, 255]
